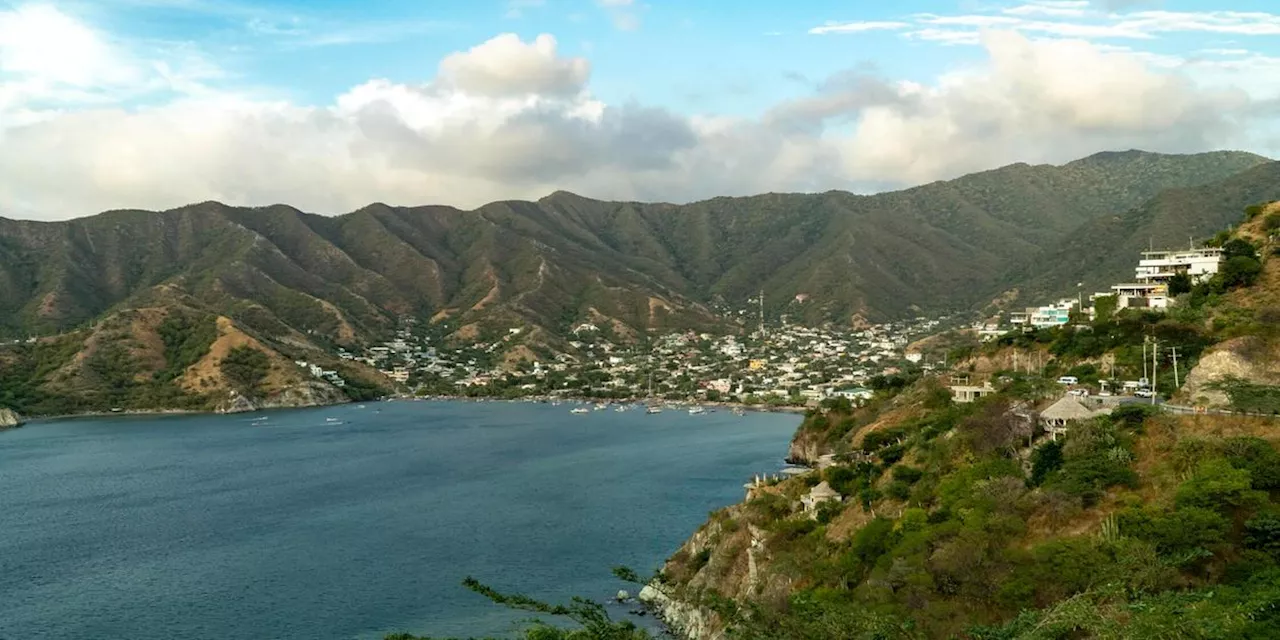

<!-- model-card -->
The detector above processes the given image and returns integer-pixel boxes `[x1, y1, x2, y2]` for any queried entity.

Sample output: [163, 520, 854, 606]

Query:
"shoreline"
[18, 393, 810, 423]
[403, 394, 810, 415]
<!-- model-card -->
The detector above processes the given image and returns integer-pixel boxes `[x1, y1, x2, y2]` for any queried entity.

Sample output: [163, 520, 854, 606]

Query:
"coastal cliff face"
[216, 381, 350, 414]
[641, 505, 786, 640]
[646, 407, 850, 640]
[0, 407, 24, 429]
[786, 427, 823, 465]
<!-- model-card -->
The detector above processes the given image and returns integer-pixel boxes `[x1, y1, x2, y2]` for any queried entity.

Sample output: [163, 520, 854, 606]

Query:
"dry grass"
[850, 404, 925, 447]
[181, 316, 300, 393]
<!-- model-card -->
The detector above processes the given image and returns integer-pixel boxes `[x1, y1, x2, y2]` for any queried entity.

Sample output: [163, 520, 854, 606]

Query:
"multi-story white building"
[1135, 247, 1223, 285]
[1026, 299, 1077, 328]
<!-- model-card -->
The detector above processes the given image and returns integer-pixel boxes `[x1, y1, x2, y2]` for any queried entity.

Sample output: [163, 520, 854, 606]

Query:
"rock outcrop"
[787, 427, 823, 465]
[1182, 336, 1280, 407]
[216, 381, 349, 414]
[639, 583, 723, 640]
[0, 407, 24, 429]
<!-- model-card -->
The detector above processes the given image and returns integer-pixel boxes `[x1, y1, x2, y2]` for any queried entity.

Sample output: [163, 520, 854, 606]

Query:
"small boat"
[594, 403, 608, 411]
[570, 407, 590, 415]
[325, 417, 341, 423]
[615, 406, 628, 412]
[688, 406, 705, 415]
[732, 408, 746, 417]
[646, 407, 663, 415]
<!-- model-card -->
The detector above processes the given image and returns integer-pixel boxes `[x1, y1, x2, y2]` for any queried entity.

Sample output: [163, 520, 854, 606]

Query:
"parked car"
[1057, 376, 1079, 385]
[1135, 389, 1156, 398]
[1068, 388, 1090, 397]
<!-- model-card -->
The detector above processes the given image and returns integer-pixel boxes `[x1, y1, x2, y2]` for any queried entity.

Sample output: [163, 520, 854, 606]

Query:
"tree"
[386, 572, 653, 640]
[1167, 272, 1193, 297]
[220, 346, 271, 397]
[1222, 238, 1259, 261]
[1092, 295, 1118, 325]
[1265, 213, 1280, 233]
[1030, 439, 1065, 486]
[1222, 255, 1263, 289]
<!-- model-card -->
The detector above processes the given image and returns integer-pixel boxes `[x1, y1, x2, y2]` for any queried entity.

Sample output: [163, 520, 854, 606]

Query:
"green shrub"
[220, 346, 271, 397]
[892, 466, 924, 485]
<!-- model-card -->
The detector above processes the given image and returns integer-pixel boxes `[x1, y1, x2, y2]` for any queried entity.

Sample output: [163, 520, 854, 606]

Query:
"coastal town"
[283, 242, 1234, 413]
[293, 310, 955, 408]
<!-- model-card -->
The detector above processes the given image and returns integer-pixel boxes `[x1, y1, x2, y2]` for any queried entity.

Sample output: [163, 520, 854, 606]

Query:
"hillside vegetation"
[0, 151, 1269, 349]
[370, 202, 1280, 640]
[639, 203, 1280, 639]
[0, 300, 382, 416]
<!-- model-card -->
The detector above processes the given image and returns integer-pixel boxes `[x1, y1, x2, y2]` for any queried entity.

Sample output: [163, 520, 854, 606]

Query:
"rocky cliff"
[215, 381, 351, 414]
[1182, 336, 1280, 407]
[0, 407, 24, 429]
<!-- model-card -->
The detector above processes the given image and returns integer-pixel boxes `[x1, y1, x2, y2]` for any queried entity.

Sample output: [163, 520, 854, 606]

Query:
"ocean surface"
[0, 400, 798, 640]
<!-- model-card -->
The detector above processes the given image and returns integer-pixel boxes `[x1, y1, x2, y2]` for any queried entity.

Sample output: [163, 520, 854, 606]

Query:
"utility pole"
[1170, 347, 1181, 389]
[1151, 337, 1159, 405]
[1142, 336, 1149, 383]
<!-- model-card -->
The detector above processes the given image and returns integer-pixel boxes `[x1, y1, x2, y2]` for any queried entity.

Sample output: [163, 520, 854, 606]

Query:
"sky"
[1, 0, 1280, 220]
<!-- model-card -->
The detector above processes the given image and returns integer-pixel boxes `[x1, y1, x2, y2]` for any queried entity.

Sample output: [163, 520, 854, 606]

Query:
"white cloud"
[814, 5, 1280, 44]
[437, 34, 590, 97]
[903, 29, 984, 46]
[0, 13, 1277, 221]
[1119, 11, 1280, 36]
[1003, 1, 1089, 19]
[0, 3, 221, 127]
[808, 21, 911, 35]
[832, 31, 1252, 184]
[914, 12, 1153, 39]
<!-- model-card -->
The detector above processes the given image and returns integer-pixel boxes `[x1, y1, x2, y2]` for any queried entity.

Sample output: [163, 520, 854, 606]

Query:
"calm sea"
[0, 400, 797, 640]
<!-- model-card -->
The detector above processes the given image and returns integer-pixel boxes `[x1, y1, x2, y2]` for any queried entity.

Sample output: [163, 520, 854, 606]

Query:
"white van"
[1057, 376, 1079, 385]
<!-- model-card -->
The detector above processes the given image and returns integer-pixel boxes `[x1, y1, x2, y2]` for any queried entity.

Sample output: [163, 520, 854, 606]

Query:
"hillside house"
[833, 387, 874, 402]
[1110, 283, 1169, 310]
[951, 381, 997, 403]
[1029, 301, 1075, 328]
[1136, 247, 1223, 285]
[1040, 395, 1113, 440]
[801, 481, 842, 516]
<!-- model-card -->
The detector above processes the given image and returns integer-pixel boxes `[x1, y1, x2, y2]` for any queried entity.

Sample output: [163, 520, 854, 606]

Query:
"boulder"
[0, 407, 24, 429]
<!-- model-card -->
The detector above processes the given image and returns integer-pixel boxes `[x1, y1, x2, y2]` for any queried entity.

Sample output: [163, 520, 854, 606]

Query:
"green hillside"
[0, 150, 1268, 348]
[635, 203, 1280, 640]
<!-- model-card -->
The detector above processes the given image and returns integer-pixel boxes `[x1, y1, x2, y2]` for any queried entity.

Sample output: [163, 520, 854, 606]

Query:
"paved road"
[1162, 402, 1279, 419]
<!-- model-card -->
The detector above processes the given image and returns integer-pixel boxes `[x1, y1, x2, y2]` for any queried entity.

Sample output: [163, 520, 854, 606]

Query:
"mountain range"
[1, 149, 1275, 351]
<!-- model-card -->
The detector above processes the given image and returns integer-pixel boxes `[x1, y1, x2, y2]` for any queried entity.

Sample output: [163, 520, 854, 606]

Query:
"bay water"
[0, 401, 797, 639]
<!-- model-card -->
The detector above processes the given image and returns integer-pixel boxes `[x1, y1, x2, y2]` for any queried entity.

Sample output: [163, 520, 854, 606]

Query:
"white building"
[801, 481, 842, 516]
[1135, 247, 1223, 285]
[1029, 304, 1072, 328]
[833, 387, 874, 402]
[1110, 283, 1169, 310]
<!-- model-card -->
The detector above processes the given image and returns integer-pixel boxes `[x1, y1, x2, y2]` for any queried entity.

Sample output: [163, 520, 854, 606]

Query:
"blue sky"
[2, 0, 1280, 218]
